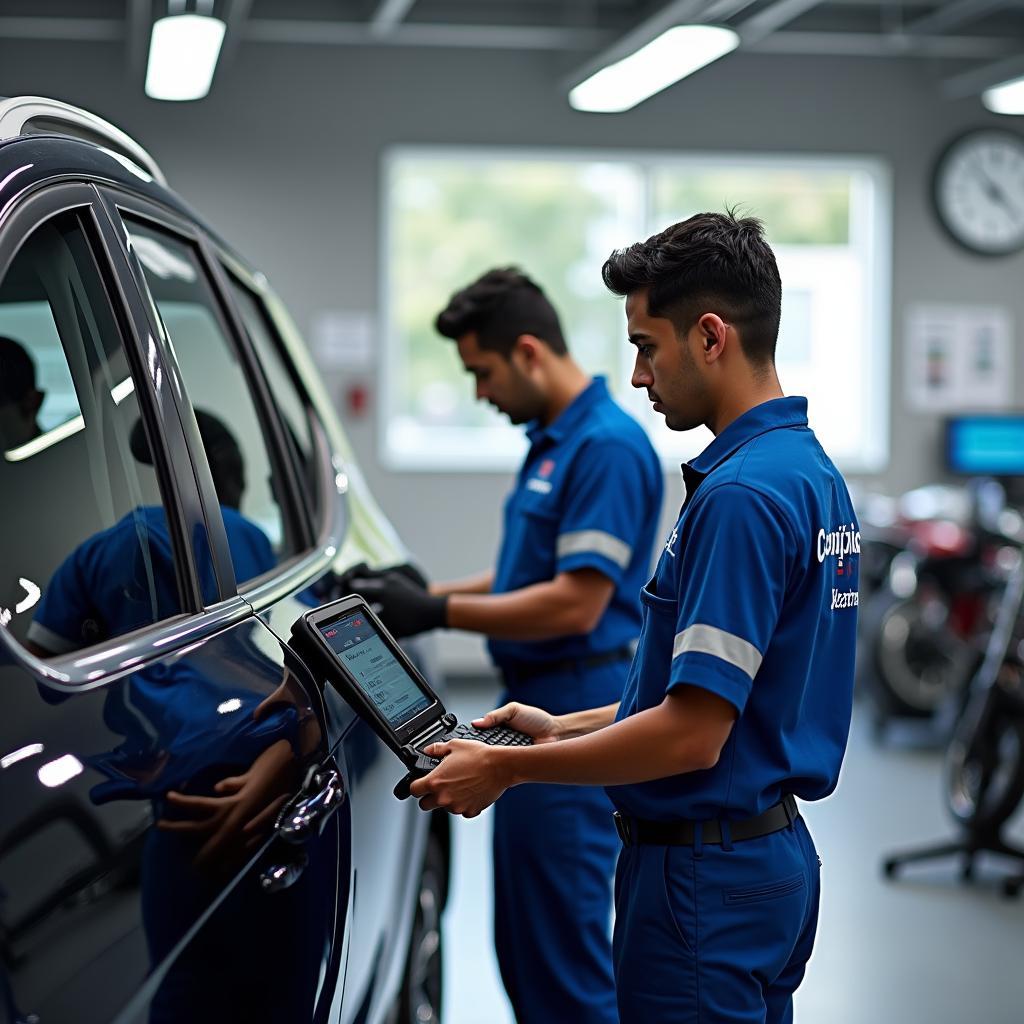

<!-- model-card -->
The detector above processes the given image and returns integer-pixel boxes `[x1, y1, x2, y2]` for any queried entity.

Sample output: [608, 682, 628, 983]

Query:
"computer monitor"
[945, 415, 1024, 477]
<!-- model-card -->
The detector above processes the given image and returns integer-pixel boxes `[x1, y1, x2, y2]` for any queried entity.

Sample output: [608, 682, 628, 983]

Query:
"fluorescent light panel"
[146, 14, 226, 102]
[983, 76, 1024, 115]
[570, 25, 739, 114]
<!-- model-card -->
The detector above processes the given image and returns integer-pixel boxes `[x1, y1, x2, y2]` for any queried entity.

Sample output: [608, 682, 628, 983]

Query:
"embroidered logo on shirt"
[526, 478, 552, 494]
[818, 522, 860, 610]
[664, 524, 680, 558]
[539, 459, 556, 478]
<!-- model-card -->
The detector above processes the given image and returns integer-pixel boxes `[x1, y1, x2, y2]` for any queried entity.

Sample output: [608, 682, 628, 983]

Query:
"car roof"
[0, 97, 244, 268]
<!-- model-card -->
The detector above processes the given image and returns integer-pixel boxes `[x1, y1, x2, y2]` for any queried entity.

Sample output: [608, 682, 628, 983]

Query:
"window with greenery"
[383, 149, 889, 473]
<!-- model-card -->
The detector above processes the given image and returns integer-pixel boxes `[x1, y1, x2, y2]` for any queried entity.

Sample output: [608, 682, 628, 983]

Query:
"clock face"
[933, 129, 1024, 256]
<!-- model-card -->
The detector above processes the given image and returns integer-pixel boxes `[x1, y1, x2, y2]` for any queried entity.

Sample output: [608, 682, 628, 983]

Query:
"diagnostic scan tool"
[291, 595, 532, 799]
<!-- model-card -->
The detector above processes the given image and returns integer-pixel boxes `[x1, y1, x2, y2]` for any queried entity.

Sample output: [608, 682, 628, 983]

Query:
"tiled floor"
[441, 677, 1024, 1024]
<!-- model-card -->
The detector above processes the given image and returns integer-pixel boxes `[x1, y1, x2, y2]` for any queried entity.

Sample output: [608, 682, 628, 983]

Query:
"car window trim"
[94, 187, 241, 604]
[0, 595, 252, 691]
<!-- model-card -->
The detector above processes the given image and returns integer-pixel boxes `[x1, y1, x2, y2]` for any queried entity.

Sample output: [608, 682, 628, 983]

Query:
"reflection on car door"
[0, 186, 344, 1023]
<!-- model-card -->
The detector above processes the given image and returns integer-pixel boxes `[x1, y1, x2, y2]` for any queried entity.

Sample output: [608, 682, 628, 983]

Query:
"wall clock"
[932, 128, 1024, 256]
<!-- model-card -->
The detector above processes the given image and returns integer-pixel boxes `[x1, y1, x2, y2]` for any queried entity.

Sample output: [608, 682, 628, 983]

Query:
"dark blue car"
[0, 96, 448, 1024]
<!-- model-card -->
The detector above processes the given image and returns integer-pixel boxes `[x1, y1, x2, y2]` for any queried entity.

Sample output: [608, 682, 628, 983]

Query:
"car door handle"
[260, 850, 308, 894]
[275, 764, 346, 846]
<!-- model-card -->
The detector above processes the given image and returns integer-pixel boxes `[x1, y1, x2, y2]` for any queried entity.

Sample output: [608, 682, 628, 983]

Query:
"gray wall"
[3, 39, 1022, 670]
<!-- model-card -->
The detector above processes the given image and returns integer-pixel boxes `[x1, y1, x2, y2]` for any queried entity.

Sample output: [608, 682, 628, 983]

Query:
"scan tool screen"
[318, 611, 432, 729]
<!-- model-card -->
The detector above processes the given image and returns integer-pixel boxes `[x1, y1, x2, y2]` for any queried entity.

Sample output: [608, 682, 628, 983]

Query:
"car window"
[0, 209, 185, 654]
[225, 274, 321, 527]
[123, 217, 294, 586]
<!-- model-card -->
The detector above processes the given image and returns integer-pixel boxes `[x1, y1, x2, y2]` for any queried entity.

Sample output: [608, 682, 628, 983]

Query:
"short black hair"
[602, 211, 782, 365]
[0, 336, 37, 404]
[435, 267, 568, 357]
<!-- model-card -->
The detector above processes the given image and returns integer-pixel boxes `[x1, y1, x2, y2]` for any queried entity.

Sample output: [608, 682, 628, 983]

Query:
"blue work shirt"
[607, 396, 859, 821]
[488, 376, 663, 670]
[29, 505, 276, 653]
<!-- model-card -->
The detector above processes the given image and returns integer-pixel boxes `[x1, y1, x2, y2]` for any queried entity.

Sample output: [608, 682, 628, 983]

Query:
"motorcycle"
[858, 482, 1024, 728]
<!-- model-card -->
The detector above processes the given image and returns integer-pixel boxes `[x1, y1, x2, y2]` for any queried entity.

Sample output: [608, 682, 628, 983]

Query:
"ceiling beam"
[943, 51, 1024, 96]
[370, 0, 419, 38]
[244, 20, 611, 51]
[735, 0, 827, 44]
[126, 0, 150, 78]
[0, 17, 123, 41]
[905, 0, 1012, 35]
[751, 29, 1019, 58]
[220, 0, 255, 67]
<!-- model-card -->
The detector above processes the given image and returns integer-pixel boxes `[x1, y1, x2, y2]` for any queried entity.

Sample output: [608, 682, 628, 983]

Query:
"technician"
[408, 215, 860, 1024]
[356, 267, 663, 1024]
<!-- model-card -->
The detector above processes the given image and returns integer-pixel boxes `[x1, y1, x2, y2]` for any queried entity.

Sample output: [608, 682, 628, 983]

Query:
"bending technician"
[408, 215, 860, 1024]
[358, 267, 662, 1024]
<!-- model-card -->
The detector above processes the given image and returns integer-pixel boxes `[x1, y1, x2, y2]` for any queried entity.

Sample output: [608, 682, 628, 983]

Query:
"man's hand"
[472, 702, 561, 744]
[353, 571, 448, 638]
[336, 561, 429, 596]
[157, 739, 299, 873]
[409, 740, 513, 817]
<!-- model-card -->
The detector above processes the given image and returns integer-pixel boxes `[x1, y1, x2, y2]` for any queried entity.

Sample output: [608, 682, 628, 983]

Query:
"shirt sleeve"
[668, 483, 795, 713]
[27, 546, 95, 654]
[556, 439, 657, 585]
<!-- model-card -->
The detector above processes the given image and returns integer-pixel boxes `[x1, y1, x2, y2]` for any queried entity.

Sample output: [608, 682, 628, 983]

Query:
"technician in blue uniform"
[408, 215, 860, 1024]
[355, 268, 663, 1024]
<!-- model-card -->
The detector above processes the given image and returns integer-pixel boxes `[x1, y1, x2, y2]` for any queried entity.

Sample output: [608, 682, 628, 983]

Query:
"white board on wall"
[904, 304, 1013, 412]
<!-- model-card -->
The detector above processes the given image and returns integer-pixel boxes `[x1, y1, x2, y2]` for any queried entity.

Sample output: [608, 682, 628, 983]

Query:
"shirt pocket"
[512, 491, 560, 578]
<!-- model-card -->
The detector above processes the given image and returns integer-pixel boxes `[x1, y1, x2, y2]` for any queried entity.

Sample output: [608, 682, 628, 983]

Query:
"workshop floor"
[441, 677, 1024, 1024]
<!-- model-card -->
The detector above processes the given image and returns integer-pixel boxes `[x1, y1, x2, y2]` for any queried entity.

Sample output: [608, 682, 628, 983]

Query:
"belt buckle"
[613, 811, 632, 845]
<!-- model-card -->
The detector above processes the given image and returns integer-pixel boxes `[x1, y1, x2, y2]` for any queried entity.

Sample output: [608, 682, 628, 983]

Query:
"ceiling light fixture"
[569, 24, 739, 114]
[983, 76, 1024, 115]
[145, 13, 227, 102]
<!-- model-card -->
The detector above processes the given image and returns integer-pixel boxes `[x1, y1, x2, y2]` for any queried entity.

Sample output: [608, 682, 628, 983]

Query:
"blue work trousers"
[612, 814, 821, 1024]
[493, 663, 624, 1024]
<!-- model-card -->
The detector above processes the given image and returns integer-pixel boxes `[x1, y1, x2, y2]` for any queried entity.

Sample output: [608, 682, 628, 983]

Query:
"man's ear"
[696, 314, 728, 362]
[513, 334, 544, 368]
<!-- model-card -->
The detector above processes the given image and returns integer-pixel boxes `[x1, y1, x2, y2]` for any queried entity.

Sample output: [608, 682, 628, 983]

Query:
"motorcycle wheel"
[872, 592, 977, 717]
[946, 688, 1024, 834]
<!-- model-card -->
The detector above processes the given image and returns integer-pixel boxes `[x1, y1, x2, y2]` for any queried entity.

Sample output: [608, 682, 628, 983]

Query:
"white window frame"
[380, 145, 891, 475]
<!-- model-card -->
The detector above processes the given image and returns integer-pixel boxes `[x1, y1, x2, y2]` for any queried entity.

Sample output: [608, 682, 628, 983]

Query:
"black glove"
[352, 571, 448, 639]
[335, 561, 429, 597]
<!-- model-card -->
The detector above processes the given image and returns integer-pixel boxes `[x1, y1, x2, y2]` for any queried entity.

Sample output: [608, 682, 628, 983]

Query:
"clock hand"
[974, 159, 1024, 220]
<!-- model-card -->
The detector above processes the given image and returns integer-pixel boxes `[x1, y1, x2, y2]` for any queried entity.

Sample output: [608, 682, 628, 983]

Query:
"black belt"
[500, 646, 632, 679]
[614, 795, 799, 847]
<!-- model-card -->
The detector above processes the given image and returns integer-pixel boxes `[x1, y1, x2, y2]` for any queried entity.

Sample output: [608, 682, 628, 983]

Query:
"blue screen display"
[319, 611, 432, 729]
[947, 416, 1024, 476]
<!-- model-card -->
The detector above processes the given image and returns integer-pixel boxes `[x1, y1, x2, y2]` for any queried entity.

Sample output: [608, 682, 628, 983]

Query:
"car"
[0, 95, 448, 1024]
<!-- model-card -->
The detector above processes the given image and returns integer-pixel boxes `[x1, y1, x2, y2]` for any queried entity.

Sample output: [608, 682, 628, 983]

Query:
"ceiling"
[4, 1, 1024, 102]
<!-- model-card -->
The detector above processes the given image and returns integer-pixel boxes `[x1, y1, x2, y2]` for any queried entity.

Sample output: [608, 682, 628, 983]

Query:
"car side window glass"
[123, 217, 293, 587]
[225, 276, 321, 524]
[0, 209, 184, 654]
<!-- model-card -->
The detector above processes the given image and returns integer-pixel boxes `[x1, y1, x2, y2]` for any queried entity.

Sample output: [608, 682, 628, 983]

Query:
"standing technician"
[408, 214, 860, 1024]
[358, 268, 663, 1024]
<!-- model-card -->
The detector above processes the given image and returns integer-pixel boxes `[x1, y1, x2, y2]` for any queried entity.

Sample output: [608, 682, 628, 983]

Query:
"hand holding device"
[474, 702, 562, 744]
[393, 752, 443, 800]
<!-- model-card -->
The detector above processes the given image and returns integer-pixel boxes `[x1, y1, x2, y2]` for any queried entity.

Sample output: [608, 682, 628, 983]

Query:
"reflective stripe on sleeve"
[556, 530, 633, 570]
[672, 624, 763, 679]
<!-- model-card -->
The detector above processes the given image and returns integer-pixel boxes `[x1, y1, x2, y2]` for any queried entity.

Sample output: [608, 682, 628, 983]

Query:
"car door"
[100, 193, 429, 1023]
[0, 182, 344, 1024]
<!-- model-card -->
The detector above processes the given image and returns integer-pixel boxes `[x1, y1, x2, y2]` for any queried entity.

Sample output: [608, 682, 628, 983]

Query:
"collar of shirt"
[525, 375, 609, 448]
[681, 396, 809, 503]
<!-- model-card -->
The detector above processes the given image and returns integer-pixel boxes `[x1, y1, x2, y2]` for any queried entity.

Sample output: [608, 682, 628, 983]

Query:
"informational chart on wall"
[905, 304, 1013, 411]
